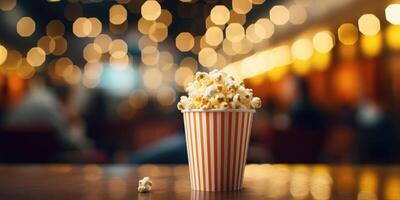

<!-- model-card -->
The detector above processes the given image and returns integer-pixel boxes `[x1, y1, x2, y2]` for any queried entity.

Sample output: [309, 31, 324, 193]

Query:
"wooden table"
[0, 165, 399, 200]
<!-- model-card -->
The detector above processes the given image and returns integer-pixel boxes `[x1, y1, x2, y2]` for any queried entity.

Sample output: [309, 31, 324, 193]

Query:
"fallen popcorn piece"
[137, 177, 152, 193]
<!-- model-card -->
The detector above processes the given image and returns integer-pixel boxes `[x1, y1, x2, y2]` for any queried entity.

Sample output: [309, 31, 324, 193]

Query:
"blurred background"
[0, 0, 399, 164]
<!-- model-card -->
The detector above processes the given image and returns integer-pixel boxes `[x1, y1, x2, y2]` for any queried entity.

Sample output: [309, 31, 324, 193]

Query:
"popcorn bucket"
[182, 109, 255, 191]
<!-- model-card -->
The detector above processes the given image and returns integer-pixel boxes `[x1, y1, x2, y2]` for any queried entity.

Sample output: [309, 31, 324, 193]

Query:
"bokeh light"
[385, 4, 400, 25]
[175, 32, 194, 52]
[313, 31, 334, 53]
[292, 38, 313, 60]
[26, 47, 46, 67]
[73, 17, 92, 37]
[0, 45, 8, 65]
[94, 34, 112, 53]
[232, 0, 252, 14]
[83, 43, 102, 63]
[226, 23, 245, 42]
[254, 18, 274, 39]
[149, 22, 168, 42]
[141, 0, 162, 21]
[110, 4, 128, 25]
[270, 5, 290, 25]
[210, 5, 230, 25]
[198, 47, 217, 67]
[289, 5, 307, 25]
[205, 26, 224, 46]
[46, 20, 65, 38]
[0, 0, 16, 11]
[338, 23, 358, 45]
[17, 17, 36, 37]
[358, 14, 380, 36]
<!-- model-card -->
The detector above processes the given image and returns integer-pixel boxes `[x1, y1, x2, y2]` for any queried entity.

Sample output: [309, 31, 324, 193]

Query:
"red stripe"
[213, 112, 218, 191]
[238, 112, 248, 190]
[187, 113, 195, 189]
[227, 112, 232, 191]
[220, 112, 225, 190]
[193, 113, 201, 190]
[206, 112, 211, 191]
[183, 113, 192, 189]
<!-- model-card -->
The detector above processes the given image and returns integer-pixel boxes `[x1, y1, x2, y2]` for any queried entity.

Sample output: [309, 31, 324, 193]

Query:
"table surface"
[0, 164, 399, 200]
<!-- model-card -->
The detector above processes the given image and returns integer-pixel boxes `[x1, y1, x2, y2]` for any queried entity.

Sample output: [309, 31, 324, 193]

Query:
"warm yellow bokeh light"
[270, 5, 290, 25]
[138, 36, 158, 50]
[358, 14, 380, 36]
[149, 22, 168, 42]
[83, 43, 102, 63]
[141, 46, 159, 66]
[226, 23, 245, 42]
[313, 31, 334, 53]
[175, 66, 194, 87]
[251, 0, 266, 5]
[0, 45, 8, 65]
[222, 39, 236, 56]
[292, 38, 313, 60]
[17, 17, 36, 37]
[53, 36, 68, 56]
[180, 57, 197, 71]
[156, 86, 176, 106]
[17, 59, 35, 79]
[94, 34, 112, 53]
[0, 0, 16, 11]
[73, 17, 92, 37]
[46, 20, 65, 38]
[88, 17, 102, 37]
[63, 65, 82, 85]
[385, 4, 400, 25]
[158, 9, 173, 26]
[110, 54, 130, 69]
[232, 0, 252, 14]
[246, 24, 263, 43]
[361, 34, 382, 57]
[338, 23, 359, 45]
[210, 5, 230, 25]
[386, 25, 400, 50]
[205, 26, 224, 46]
[26, 47, 46, 67]
[138, 17, 155, 35]
[175, 32, 194, 52]
[109, 39, 128, 59]
[198, 47, 217, 67]
[289, 5, 307, 25]
[312, 52, 331, 71]
[254, 18, 274, 39]
[143, 67, 163, 90]
[141, 0, 161, 21]
[109, 4, 128, 25]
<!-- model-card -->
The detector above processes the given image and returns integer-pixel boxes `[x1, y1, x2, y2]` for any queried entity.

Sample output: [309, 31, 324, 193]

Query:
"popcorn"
[177, 69, 262, 110]
[138, 177, 152, 193]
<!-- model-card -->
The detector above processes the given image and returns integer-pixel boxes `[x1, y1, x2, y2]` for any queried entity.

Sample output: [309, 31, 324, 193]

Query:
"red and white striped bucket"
[182, 109, 255, 191]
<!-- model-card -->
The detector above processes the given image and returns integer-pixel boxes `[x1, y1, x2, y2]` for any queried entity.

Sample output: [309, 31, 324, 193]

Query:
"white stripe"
[201, 112, 209, 191]
[229, 112, 236, 190]
[209, 112, 215, 191]
[223, 112, 229, 190]
[195, 112, 203, 190]
[234, 112, 242, 190]
[183, 113, 193, 189]
[216, 112, 221, 191]
[238, 112, 249, 190]
[242, 113, 253, 188]
[190, 112, 199, 190]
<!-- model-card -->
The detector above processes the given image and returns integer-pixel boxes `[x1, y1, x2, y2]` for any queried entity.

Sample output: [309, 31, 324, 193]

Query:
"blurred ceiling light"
[361, 34, 382, 57]
[94, 34, 112, 53]
[0, 0, 16, 11]
[292, 38, 313, 60]
[110, 4, 128, 25]
[229, 10, 246, 25]
[2, 50, 22, 70]
[109, 39, 128, 59]
[338, 23, 358, 45]
[313, 31, 334, 53]
[386, 25, 400, 50]
[198, 47, 217, 67]
[176, 32, 195, 52]
[254, 18, 274, 39]
[0, 45, 8, 65]
[141, 46, 160, 65]
[210, 5, 230, 25]
[180, 57, 198, 71]
[270, 5, 290, 25]
[385, 4, 400, 25]
[205, 26, 224, 46]
[52, 36, 68, 56]
[46, 20, 65, 38]
[222, 39, 236, 56]
[17, 17, 36, 37]
[232, 0, 252, 14]
[148, 22, 168, 42]
[73, 17, 92, 37]
[143, 67, 163, 90]
[88, 18, 102, 37]
[26, 47, 46, 67]
[246, 24, 263, 43]
[141, 0, 161, 21]
[138, 17, 155, 35]
[251, 0, 266, 5]
[138, 35, 158, 50]
[358, 14, 380, 36]
[17, 59, 35, 79]
[289, 5, 307, 25]
[226, 23, 245, 42]
[157, 9, 173, 26]
[83, 43, 102, 63]
[156, 86, 176, 106]
[175, 66, 194, 87]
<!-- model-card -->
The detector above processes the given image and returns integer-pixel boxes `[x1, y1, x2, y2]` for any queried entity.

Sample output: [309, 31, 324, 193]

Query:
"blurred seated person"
[3, 76, 96, 162]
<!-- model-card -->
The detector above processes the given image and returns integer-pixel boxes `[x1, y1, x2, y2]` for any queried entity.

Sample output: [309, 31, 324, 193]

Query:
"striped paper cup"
[182, 109, 255, 191]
